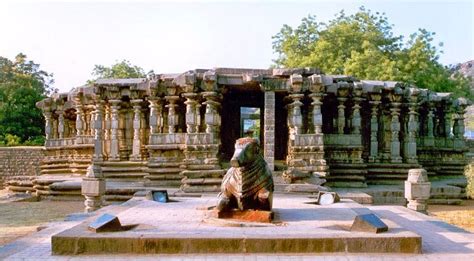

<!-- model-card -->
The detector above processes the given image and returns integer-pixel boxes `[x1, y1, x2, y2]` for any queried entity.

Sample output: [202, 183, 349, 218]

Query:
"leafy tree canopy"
[0, 53, 54, 145]
[272, 7, 472, 99]
[88, 60, 147, 84]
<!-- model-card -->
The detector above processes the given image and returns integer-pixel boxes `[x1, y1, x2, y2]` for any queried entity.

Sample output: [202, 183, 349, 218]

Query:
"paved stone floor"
[1, 195, 474, 260]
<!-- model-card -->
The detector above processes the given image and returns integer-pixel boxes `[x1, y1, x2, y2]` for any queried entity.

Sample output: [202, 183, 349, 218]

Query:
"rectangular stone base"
[52, 197, 422, 255]
[209, 209, 274, 223]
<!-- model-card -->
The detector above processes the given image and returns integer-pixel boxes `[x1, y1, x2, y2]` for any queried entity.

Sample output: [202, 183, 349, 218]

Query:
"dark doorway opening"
[220, 88, 263, 161]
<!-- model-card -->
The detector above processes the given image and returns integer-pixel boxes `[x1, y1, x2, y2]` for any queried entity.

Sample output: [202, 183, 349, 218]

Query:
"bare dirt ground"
[428, 199, 474, 232]
[0, 189, 84, 246]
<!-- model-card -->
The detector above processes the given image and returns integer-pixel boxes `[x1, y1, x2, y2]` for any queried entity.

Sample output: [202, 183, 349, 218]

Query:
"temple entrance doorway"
[220, 87, 288, 163]
[220, 88, 263, 161]
[240, 107, 261, 141]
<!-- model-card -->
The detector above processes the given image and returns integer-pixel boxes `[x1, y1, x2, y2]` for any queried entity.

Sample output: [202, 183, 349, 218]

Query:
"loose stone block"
[81, 178, 105, 196]
[316, 191, 340, 205]
[351, 213, 388, 233]
[145, 190, 169, 203]
[88, 213, 122, 233]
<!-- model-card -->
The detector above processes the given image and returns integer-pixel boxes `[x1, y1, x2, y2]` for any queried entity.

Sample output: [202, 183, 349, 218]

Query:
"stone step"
[182, 178, 222, 185]
[180, 184, 220, 193]
[180, 169, 225, 179]
[146, 168, 183, 174]
[40, 164, 69, 170]
[101, 166, 144, 172]
[145, 174, 182, 181]
[329, 169, 367, 175]
[104, 172, 146, 178]
[145, 180, 182, 187]
[185, 164, 221, 170]
[102, 161, 144, 167]
[366, 174, 408, 179]
[368, 163, 419, 169]
[105, 187, 142, 195]
[104, 195, 133, 202]
[325, 175, 366, 181]
[367, 168, 411, 174]
[328, 163, 367, 168]
[367, 180, 404, 185]
[325, 181, 368, 188]
[147, 162, 182, 168]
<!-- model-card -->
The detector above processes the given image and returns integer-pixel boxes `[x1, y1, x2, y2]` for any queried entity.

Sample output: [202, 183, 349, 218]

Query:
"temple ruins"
[33, 68, 470, 208]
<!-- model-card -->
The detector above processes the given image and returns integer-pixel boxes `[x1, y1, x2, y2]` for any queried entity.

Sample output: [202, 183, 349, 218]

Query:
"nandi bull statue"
[216, 137, 274, 211]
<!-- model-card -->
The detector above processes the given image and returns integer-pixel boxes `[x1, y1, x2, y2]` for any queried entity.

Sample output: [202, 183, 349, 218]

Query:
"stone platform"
[52, 196, 421, 255]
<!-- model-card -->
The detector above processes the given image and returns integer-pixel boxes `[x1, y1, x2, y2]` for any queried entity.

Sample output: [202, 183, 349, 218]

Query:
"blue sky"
[0, 0, 472, 92]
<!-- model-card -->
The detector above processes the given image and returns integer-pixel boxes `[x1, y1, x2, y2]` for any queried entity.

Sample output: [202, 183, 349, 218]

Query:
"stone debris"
[88, 213, 122, 233]
[351, 213, 389, 233]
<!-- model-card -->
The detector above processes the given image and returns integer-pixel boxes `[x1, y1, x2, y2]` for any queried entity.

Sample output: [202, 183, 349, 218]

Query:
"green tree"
[272, 7, 472, 99]
[0, 53, 54, 145]
[88, 60, 147, 83]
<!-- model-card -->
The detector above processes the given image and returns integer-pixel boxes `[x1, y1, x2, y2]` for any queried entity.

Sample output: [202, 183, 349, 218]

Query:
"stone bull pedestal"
[51, 196, 421, 255]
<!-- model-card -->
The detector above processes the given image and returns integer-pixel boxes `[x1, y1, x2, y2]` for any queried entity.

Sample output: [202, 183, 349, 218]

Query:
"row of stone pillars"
[85, 92, 222, 162]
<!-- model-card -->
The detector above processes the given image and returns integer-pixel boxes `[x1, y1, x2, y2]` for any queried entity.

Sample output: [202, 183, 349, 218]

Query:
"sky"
[0, 0, 473, 93]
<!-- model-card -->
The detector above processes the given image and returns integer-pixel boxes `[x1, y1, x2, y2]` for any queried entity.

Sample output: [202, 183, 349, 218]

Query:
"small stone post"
[405, 168, 431, 213]
[82, 164, 105, 213]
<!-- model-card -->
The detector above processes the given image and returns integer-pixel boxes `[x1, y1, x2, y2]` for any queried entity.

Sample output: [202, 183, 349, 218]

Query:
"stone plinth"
[51, 196, 422, 255]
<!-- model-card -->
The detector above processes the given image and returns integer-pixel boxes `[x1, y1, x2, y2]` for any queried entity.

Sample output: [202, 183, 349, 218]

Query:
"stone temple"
[33, 67, 470, 210]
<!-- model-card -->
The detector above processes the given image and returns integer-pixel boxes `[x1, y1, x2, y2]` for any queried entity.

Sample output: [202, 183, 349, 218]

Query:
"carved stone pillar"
[427, 103, 435, 138]
[93, 101, 105, 161]
[165, 96, 179, 134]
[149, 98, 163, 134]
[264, 90, 275, 171]
[288, 94, 304, 135]
[183, 93, 199, 133]
[202, 92, 221, 142]
[109, 99, 121, 161]
[104, 104, 111, 159]
[453, 98, 468, 138]
[336, 83, 349, 134]
[52, 116, 58, 139]
[131, 99, 142, 161]
[405, 88, 419, 163]
[444, 107, 452, 138]
[57, 110, 65, 139]
[74, 103, 84, 137]
[369, 92, 382, 162]
[309, 93, 323, 134]
[389, 88, 403, 163]
[351, 84, 363, 134]
[85, 107, 92, 136]
[43, 110, 53, 140]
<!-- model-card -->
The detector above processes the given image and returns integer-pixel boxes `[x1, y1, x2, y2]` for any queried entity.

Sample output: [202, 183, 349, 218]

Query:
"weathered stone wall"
[0, 147, 45, 188]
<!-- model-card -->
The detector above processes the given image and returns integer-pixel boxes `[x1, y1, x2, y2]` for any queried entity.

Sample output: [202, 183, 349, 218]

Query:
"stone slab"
[351, 213, 389, 233]
[52, 196, 421, 255]
[88, 214, 122, 233]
